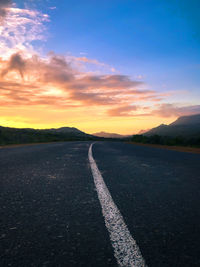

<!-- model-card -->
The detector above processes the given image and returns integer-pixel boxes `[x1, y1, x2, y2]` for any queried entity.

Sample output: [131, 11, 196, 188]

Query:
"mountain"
[47, 127, 86, 135]
[170, 114, 200, 126]
[137, 129, 150, 134]
[0, 126, 99, 145]
[93, 131, 130, 138]
[145, 114, 200, 137]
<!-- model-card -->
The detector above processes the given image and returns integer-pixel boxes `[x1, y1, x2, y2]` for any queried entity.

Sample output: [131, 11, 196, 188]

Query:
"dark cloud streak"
[1, 53, 26, 78]
[0, 0, 12, 22]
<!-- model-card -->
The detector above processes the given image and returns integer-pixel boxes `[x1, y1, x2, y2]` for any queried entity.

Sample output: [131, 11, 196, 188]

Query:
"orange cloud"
[152, 103, 200, 117]
[75, 56, 106, 66]
[107, 103, 200, 118]
[0, 52, 166, 111]
[107, 105, 138, 116]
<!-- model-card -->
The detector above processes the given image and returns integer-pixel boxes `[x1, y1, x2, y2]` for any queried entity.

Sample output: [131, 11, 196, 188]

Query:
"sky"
[0, 0, 199, 134]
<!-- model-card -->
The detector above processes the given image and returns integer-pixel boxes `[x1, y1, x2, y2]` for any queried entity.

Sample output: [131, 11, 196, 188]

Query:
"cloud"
[0, 6, 49, 58]
[107, 105, 138, 116]
[0, 4, 170, 120]
[1, 53, 26, 78]
[0, 49, 169, 114]
[152, 103, 200, 117]
[0, 0, 12, 22]
[71, 74, 143, 91]
[107, 102, 200, 118]
[69, 91, 114, 105]
[75, 56, 106, 67]
[68, 55, 117, 73]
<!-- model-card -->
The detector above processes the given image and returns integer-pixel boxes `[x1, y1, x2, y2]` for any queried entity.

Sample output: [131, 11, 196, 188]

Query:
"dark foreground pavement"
[0, 141, 200, 266]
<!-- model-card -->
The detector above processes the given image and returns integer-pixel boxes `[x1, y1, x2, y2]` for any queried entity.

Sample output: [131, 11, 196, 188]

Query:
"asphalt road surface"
[0, 141, 200, 266]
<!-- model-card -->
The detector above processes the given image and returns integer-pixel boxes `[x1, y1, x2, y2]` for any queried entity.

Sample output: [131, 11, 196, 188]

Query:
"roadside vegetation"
[131, 134, 200, 148]
[0, 126, 99, 145]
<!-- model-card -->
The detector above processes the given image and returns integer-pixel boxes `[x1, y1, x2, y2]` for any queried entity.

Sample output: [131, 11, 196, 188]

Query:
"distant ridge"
[0, 126, 100, 145]
[47, 127, 86, 135]
[93, 131, 130, 138]
[137, 129, 150, 134]
[145, 114, 200, 137]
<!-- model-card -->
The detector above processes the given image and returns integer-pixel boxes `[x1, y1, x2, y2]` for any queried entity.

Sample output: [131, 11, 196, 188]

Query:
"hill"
[93, 131, 130, 138]
[170, 114, 200, 126]
[48, 127, 86, 135]
[0, 126, 99, 145]
[145, 114, 200, 137]
[131, 114, 200, 147]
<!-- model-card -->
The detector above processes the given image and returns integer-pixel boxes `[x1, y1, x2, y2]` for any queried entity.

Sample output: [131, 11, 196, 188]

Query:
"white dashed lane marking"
[88, 143, 146, 267]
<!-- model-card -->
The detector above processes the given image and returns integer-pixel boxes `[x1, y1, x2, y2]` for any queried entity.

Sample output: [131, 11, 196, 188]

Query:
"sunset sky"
[0, 0, 200, 134]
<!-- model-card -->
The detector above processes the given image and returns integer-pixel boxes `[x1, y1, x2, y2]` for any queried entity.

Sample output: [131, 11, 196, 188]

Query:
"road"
[0, 141, 200, 266]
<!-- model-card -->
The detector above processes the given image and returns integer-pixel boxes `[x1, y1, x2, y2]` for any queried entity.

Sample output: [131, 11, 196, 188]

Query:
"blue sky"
[16, 0, 200, 94]
[30, 0, 200, 99]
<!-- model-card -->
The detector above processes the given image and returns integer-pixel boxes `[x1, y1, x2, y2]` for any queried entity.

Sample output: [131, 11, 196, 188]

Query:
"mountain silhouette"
[93, 131, 130, 138]
[145, 114, 200, 137]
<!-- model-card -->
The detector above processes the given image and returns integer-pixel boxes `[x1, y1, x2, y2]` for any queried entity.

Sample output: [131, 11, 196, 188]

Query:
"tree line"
[131, 134, 200, 147]
[0, 127, 98, 145]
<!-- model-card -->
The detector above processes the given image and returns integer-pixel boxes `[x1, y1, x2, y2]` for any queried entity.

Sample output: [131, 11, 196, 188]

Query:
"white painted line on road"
[88, 143, 146, 267]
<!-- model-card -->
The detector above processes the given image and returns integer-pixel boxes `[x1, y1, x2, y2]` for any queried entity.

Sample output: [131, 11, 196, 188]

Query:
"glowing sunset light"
[0, 0, 199, 134]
